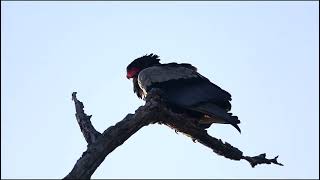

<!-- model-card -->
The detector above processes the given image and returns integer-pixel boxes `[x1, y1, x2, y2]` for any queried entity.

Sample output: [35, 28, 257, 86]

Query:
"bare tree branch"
[64, 90, 283, 179]
[72, 92, 101, 144]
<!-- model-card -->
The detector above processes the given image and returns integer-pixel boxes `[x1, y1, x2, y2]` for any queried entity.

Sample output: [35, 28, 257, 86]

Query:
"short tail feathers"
[228, 113, 241, 133]
[229, 117, 241, 133]
[200, 114, 241, 133]
[188, 103, 241, 133]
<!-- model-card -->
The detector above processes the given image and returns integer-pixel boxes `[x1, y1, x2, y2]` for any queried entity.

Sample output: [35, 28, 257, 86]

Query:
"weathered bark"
[72, 92, 101, 144]
[64, 89, 283, 179]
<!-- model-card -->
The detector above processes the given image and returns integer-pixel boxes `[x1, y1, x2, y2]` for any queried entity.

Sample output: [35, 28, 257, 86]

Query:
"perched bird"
[126, 54, 241, 133]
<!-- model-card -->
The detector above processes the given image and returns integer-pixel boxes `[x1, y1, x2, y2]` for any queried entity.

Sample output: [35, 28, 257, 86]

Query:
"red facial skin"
[126, 67, 140, 79]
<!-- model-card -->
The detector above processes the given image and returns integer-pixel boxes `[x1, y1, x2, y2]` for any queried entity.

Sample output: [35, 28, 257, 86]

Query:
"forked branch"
[64, 90, 283, 179]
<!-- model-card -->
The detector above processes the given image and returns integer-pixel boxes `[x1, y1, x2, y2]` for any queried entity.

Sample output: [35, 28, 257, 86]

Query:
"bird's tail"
[188, 103, 241, 133]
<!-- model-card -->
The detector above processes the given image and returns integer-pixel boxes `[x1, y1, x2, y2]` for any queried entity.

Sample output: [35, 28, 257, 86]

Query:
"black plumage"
[126, 54, 241, 133]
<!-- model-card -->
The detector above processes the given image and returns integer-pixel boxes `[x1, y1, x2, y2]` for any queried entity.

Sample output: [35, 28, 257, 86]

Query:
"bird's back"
[136, 62, 241, 132]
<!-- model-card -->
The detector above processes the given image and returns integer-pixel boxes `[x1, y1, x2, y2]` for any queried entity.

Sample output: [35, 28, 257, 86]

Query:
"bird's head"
[126, 53, 160, 79]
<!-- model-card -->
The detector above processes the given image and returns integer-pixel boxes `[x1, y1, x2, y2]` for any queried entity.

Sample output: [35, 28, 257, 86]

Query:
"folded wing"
[138, 63, 241, 132]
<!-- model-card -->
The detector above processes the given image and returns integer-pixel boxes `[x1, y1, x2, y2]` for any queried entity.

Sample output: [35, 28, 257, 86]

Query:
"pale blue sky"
[1, 1, 319, 179]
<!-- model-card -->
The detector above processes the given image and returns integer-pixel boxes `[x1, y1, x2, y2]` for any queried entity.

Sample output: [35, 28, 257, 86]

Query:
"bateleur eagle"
[126, 54, 241, 133]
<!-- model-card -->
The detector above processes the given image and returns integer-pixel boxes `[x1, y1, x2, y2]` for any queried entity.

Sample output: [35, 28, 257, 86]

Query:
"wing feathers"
[138, 65, 231, 109]
[137, 63, 240, 132]
[138, 65, 199, 92]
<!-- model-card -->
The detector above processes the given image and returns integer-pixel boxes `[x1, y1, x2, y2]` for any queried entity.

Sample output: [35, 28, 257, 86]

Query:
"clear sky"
[1, 1, 319, 179]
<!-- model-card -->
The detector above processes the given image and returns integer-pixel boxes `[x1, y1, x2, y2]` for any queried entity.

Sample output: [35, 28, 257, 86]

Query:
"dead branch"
[72, 92, 101, 144]
[64, 89, 283, 179]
